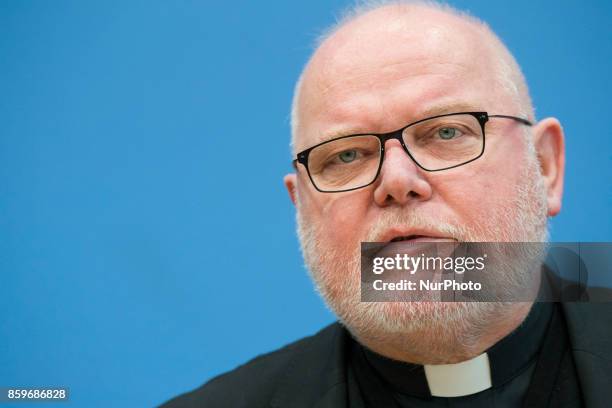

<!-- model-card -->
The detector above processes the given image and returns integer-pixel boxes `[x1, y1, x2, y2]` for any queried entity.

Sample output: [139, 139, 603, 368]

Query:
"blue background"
[1, 1, 611, 407]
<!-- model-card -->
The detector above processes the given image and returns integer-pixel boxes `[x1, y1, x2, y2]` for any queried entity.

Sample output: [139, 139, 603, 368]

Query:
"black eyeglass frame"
[292, 111, 533, 193]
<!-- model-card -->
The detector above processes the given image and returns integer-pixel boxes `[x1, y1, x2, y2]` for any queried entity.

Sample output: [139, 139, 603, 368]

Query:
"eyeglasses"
[292, 112, 532, 193]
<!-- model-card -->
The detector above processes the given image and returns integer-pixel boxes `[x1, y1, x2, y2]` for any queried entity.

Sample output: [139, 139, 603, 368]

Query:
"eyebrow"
[418, 102, 484, 118]
[317, 101, 484, 143]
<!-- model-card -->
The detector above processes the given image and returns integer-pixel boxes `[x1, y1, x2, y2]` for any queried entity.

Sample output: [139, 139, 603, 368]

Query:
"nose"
[373, 139, 433, 206]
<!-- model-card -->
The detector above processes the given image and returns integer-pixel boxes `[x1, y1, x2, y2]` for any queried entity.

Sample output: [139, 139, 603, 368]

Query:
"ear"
[532, 117, 565, 216]
[284, 173, 298, 205]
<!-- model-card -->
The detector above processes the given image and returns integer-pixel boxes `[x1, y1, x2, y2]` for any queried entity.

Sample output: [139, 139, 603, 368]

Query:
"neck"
[355, 302, 533, 365]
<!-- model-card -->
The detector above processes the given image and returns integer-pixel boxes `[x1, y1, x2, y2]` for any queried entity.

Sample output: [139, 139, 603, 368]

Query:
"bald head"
[291, 1, 534, 153]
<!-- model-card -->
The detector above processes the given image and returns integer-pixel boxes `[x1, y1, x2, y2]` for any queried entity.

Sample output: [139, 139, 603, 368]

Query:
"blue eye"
[338, 150, 357, 163]
[438, 127, 457, 140]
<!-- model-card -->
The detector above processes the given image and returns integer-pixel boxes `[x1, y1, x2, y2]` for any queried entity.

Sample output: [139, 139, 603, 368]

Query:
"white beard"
[296, 147, 549, 363]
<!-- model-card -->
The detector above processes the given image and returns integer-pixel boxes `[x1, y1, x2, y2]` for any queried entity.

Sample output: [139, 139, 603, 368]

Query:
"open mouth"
[389, 235, 431, 242]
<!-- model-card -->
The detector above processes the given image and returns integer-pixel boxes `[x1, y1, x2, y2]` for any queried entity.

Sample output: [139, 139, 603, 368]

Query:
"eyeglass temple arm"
[488, 114, 533, 126]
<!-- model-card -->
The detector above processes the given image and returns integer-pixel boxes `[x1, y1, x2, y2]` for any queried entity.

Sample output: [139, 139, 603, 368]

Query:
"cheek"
[302, 187, 371, 245]
[442, 176, 515, 218]
[433, 143, 524, 223]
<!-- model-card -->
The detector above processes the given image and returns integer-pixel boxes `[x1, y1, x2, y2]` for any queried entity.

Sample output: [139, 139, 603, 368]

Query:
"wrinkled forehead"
[295, 7, 510, 151]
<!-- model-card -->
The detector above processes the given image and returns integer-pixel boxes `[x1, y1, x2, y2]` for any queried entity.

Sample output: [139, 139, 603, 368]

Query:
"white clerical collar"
[424, 353, 491, 397]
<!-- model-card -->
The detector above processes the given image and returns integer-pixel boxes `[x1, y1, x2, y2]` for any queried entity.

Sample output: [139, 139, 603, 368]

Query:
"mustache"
[364, 209, 468, 242]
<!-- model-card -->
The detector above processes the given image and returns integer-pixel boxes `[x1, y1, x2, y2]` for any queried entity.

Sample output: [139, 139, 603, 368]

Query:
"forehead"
[296, 7, 508, 150]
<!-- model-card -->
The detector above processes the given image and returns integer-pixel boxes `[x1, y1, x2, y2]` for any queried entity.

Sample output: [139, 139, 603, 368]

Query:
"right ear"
[284, 173, 298, 205]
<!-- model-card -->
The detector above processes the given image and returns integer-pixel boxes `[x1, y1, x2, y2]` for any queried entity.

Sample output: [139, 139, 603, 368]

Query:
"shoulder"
[561, 302, 612, 405]
[562, 301, 612, 340]
[159, 322, 343, 408]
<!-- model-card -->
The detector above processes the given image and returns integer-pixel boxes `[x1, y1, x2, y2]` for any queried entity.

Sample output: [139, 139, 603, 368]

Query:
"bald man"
[162, 2, 612, 407]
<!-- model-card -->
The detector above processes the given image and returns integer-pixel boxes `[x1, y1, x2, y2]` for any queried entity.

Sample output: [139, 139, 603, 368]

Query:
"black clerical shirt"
[347, 302, 582, 407]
